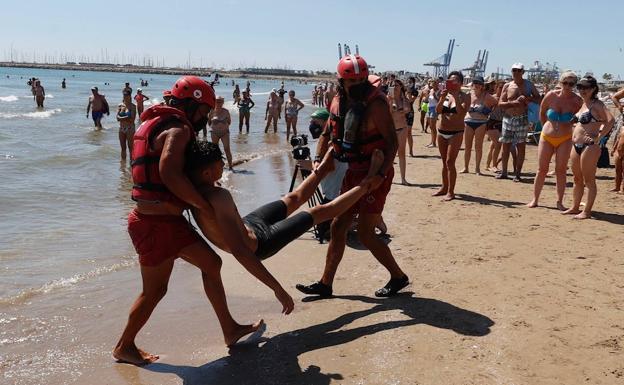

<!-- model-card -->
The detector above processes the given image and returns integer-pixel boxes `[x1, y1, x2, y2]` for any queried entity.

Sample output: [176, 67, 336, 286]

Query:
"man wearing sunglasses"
[497, 63, 541, 182]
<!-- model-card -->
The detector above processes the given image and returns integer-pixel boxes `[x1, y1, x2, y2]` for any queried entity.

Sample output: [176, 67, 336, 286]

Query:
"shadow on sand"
[137, 293, 493, 385]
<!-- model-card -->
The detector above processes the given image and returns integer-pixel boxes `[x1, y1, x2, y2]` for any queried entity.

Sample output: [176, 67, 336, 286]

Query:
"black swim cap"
[186, 141, 224, 172]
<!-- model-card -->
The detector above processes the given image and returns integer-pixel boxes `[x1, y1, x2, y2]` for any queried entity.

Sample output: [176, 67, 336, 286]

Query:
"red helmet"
[170, 76, 216, 107]
[337, 55, 369, 80]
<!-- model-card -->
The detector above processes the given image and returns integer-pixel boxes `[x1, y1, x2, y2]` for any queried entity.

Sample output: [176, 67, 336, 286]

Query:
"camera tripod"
[289, 158, 325, 242]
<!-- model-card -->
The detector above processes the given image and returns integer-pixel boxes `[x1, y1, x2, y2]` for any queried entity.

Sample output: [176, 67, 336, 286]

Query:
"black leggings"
[242, 201, 314, 260]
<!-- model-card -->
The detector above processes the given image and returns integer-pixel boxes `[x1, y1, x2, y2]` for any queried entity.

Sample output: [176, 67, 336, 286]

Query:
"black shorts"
[405, 112, 414, 127]
[242, 201, 314, 260]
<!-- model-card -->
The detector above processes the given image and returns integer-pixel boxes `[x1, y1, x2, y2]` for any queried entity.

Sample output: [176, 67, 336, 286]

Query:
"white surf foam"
[0, 95, 18, 102]
[0, 108, 62, 119]
[0, 258, 136, 306]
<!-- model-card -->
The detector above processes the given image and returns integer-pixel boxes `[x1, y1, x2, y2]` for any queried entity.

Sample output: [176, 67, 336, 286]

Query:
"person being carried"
[187, 141, 385, 267]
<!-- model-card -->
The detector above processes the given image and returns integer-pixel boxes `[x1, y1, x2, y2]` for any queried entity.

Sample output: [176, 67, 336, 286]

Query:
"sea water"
[0, 67, 321, 384]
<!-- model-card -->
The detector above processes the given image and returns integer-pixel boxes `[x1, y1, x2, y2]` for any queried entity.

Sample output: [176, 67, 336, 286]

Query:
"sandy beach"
[45, 127, 620, 385]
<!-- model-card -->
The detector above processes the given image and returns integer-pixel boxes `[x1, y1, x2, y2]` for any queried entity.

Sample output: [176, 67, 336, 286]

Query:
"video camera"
[290, 134, 310, 160]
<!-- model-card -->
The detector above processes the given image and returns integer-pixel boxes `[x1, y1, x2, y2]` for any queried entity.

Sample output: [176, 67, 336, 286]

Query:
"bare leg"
[239, 114, 244, 133]
[514, 143, 527, 181]
[554, 140, 573, 210]
[433, 135, 449, 196]
[528, 138, 554, 208]
[427, 118, 438, 147]
[222, 133, 233, 169]
[474, 125, 486, 175]
[563, 149, 583, 215]
[443, 132, 464, 201]
[357, 213, 406, 279]
[179, 242, 263, 346]
[407, 125, 414, 157]
[113, 259, 175, 365]
[462, 125, 474, 173]
[319, 213, 353, 286]
[292, 116, 298, 137]
[285, 117, 292, 140]
[397, 128, 409, 184]
[244, 112, 250, 133]
[119, 130, 127, 160]
[612, 153, 623, 192]
[574, 147, 600, 219]
[499, 142, 512, 178]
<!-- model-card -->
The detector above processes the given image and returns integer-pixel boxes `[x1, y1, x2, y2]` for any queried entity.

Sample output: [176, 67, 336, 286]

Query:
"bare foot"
[562, 208, 582, 215]
[527, 199, 538, 208]
[400, 180, 411, 186]
[556, 201, 567, 211]
[432, 189, 447, 197]
[442, 194, 455, 201]
[225, 319, 265, 347]
[475, 169, 482, 176]
[573, 212, 591, 220]
[113, 343, 159, 366]
[609, 187, 620, 192]
[460, 168, 468, 174]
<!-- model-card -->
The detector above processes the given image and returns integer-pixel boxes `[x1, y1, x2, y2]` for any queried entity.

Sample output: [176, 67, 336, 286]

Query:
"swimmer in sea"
[34, 80, 45, 108]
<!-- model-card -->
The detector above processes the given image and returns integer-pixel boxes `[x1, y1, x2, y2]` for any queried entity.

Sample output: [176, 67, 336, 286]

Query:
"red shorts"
[127, 209, 201, 267]
[341, 166, 394, 215]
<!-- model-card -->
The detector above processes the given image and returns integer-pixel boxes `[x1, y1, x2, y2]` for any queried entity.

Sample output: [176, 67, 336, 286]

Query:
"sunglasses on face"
[561, 81, 577, 87]
[512, 69, 523, 73]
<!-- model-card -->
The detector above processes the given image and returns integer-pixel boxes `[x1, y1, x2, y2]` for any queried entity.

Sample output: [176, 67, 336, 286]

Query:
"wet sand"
[50, 129, 624, 385]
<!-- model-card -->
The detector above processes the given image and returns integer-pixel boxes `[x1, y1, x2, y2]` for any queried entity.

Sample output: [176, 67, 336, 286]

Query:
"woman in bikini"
[528, 72, 583, 210]
[232, 84, 241, 106]
[462, 76, 498, 175]
[485, 79, 505, 172]
[563, 76, 614, 219]
[264, 91, 280, 133]
[284, 90, 305, 140]
[434, 71, 469, 201]
[208, 96, 234, 169]
[116, 92, 136, 161]
[237, 91, 254, 133]
[389, 79, 410, 185]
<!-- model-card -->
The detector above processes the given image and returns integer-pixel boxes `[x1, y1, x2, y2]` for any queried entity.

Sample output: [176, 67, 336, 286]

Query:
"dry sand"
[80, 128, 623, 385]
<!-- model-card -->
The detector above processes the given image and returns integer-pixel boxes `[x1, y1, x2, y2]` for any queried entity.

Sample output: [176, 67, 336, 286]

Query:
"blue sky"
[1, 0, 623, 78]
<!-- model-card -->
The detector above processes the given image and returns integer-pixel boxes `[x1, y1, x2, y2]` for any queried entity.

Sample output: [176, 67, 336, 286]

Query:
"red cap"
[337, 55, 369, 80]
[169, 76, 215, 107]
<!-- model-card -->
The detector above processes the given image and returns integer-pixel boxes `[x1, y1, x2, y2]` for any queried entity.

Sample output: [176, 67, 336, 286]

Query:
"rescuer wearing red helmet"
[114, 76, 266, 365]
[296, 55, 409, 298]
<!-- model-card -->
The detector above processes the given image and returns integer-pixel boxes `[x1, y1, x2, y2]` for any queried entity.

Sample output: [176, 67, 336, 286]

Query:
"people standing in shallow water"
[265, 91, 280, 133]
[528, 71, 582, 210]
[116, 91, 137, 161]
[34, 80, 45, 108]
[462, 76, 498, 175]
[434, 71, 469, 201]
[86, 86, 109, 129]
[61, 78, 66, 89]
[208, 96, 234, 169]
[237, 91, 254, 133]
[563, 76, 614, 219]
[232, 84, 241, 106]
[133, 88, 150, 120]
[284, 90, 304, 140]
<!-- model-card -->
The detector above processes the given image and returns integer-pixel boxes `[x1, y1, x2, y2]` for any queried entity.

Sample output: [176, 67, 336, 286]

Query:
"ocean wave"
[0, 95, 18, 102]
[0, 258, 136, 306]
[0, 108, 62, 119]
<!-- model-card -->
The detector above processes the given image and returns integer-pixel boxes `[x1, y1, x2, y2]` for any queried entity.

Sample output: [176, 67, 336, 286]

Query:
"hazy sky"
[2, 0, 623, 78]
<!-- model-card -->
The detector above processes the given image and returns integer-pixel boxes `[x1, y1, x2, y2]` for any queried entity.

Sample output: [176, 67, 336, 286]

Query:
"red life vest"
[328, 87, 388, 168]
[131, 105, 194, 205]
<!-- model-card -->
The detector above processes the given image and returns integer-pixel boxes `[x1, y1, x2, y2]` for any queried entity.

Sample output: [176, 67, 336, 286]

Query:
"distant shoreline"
[0, 62, 334, 83]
